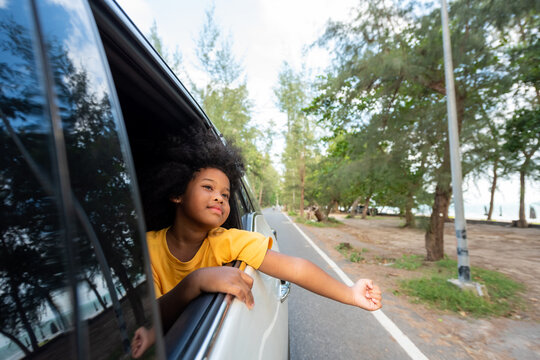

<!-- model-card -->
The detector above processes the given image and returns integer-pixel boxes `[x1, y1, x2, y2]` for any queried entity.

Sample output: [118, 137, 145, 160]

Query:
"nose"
[214, 194, 224, 203]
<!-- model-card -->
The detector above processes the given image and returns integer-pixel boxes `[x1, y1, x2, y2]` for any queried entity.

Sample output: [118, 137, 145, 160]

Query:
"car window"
[235, 182, 252, 229]
[1, 1, 158, 359]
[0, 3, 71, 359]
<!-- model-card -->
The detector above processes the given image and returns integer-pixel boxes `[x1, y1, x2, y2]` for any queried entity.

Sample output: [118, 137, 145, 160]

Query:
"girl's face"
[174, 168, 231, 230]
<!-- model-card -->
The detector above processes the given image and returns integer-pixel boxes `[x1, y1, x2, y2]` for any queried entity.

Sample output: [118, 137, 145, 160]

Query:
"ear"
[170, 196, 182, 204]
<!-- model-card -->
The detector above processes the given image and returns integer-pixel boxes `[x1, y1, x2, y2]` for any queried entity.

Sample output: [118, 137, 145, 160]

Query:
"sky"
[115, 0, 357, 130]
[114, 0, 539, 222]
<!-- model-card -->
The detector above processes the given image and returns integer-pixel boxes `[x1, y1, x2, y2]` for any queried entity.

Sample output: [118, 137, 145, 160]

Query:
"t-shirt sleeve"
[151, 264, 163, 298]
[146, 230, 165, 298]
[235, 231, 273, 269]
[213, 229, 273, 269]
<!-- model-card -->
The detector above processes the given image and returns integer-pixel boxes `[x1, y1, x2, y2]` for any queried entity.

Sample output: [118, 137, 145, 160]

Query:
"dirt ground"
[295, 214, 540, 360]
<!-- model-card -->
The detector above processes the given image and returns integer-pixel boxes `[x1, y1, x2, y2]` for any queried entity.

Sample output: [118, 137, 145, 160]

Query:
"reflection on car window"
[0, 2, 72, 358]
[1, 1, 156, 359]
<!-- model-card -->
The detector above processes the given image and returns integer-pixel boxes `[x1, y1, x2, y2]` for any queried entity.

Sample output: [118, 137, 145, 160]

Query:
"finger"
[132, 344, 142, 358]
[235, 281, 254, 309]
[230, 282, 254, 309]
[365, 279, 374, 290]
[240, 271, 254, 289]
[246, 288, 254, 309]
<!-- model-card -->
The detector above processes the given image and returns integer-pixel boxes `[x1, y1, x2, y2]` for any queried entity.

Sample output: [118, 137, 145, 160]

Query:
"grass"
[398, 257, 526, 317]
[326, 216, 343, 224]
[295, 216, 342, 227]
[391, 254, 425, 270]
[335, 242, 365, 263]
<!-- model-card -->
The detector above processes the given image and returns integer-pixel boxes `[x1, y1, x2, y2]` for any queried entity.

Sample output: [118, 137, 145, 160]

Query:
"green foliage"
[147, 20, 184, 80]
[503, 107, 540, 175]
[307, 0, 538, 257]
[335, 242, 365, 262]
[502, 107, 540, 223]
[399, 258, 526, 317]
[190, 6, 280, 201]
[275, 63, 316, 212]
[146, 10, 282, 206]
[391, 254, 424, 270]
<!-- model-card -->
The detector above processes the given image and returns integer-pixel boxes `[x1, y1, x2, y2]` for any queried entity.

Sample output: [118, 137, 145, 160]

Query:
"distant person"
[131, 130, 382, 358]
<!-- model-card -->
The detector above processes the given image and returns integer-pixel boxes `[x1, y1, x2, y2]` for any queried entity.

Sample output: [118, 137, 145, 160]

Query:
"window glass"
[0, 1, 73, 359]
[0, 1, 157, 359]
[237, 182, 254, 230]
[33, 0, 156, 358]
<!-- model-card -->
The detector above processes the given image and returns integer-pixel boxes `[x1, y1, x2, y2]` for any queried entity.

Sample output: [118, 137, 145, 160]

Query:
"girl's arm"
[158, 266, 255, 332]
[258, 250, 382, 311]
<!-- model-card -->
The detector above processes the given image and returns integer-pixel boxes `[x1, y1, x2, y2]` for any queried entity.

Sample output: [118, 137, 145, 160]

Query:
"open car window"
[90, 0, 260, 357]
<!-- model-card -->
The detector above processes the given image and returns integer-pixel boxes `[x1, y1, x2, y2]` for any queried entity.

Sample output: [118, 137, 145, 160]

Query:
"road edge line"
[284, 213, 429, 360]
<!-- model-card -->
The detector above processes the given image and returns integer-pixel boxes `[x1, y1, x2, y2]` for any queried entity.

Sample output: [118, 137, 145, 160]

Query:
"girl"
[132, 131, 382, 358]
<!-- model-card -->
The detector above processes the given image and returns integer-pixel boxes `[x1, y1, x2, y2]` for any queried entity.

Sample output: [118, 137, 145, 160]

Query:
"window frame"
[88, 0, 263, 358]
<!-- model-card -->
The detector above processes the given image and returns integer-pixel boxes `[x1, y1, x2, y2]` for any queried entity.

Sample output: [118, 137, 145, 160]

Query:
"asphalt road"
[262, 209, 412, 360]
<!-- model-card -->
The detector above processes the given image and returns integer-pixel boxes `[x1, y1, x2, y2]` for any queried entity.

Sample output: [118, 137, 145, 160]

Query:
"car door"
[0, 1, 162, 359]
[204, 184, 289, 360]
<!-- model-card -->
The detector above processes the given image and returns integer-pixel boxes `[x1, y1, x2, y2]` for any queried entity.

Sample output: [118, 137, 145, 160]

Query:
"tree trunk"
[45, 293, 68, 330]
[487, 159, 498, 220]
[111, 261, 146, 326]
[0, 329, 31, 357]
[9, 278, 39, 351]
[424, 91, 464, 260]
[85, 275, 107, 311]
[518, 168, 528, 228]
[324, 202, 332, 217]
[350, 196, 362, 215]
[361, 196, 370, 219]
[425, 122, 452, 261]
[404, 194, 415, 228]
[324, 199, 337, 218]
[314, 206, 325, 222]
[425, 183, 451, 261]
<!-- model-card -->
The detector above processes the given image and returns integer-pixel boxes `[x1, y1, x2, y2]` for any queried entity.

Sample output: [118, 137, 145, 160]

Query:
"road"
[262, 209, 415, 360]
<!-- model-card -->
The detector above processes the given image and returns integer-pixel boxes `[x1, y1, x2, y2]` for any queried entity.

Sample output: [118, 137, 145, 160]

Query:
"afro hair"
[140, 128, 245, 230]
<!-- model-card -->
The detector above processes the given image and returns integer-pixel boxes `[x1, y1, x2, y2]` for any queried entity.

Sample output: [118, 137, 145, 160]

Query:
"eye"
[203, 185, 212, 191]
[222, 193, 230, 200]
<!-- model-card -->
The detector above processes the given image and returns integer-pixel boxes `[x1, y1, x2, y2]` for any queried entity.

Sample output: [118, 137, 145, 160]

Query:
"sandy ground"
[295, 214, 540, 360]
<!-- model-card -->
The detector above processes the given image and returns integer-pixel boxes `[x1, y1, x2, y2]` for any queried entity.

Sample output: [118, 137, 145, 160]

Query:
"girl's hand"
[131, 326, 155, 359]
[192, 267, 255, 309]
[351, 279, 382, 311]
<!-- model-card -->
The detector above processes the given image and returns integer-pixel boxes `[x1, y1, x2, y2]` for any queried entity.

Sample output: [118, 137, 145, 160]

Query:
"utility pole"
[440, 0, 487, 297]
[440, 0, 470, 283]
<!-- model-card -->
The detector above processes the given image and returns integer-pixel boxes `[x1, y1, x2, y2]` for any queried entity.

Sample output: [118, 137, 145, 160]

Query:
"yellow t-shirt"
[147, 227, 273, 297]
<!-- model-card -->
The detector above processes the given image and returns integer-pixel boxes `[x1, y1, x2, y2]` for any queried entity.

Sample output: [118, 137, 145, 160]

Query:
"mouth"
[208, 206, 223, 215]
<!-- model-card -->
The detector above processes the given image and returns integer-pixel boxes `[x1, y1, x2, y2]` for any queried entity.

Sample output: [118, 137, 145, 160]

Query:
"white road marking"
[284, 214, 429, 360]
